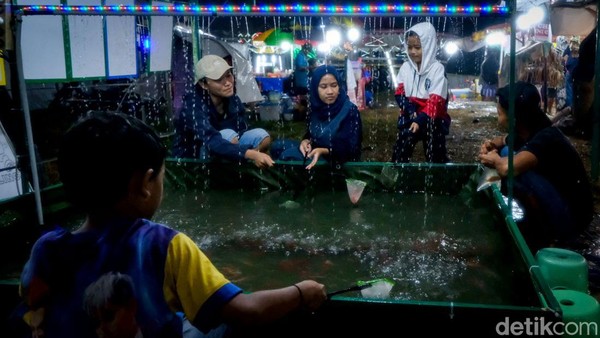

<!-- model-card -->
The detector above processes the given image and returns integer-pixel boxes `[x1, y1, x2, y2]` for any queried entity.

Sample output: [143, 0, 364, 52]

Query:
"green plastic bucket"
[537, 247, 588, 292]
[552, 289, 600, 338]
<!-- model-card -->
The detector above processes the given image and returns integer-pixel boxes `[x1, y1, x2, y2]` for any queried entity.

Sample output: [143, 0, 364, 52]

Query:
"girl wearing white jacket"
[393, 21, 451, 163]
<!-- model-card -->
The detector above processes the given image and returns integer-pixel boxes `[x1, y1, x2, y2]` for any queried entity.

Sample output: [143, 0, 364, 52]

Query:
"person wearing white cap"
[172, 55, 275, 168]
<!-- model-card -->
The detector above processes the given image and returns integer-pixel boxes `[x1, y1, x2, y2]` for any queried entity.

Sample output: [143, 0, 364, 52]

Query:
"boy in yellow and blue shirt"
[18, 112, 326, 337]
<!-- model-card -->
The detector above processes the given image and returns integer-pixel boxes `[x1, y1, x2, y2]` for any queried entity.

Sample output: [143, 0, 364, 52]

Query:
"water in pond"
[156, 186, 532, 306]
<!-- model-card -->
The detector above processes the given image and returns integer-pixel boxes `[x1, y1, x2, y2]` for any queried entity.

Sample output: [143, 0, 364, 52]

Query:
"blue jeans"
[565, 72, 574, 108]
[198, 128, 270, 160]
[219, 128, 269, 148]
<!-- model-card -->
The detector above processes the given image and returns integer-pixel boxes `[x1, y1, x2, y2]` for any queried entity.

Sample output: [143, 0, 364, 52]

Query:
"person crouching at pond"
[272, 65, 363, 170]
[18, 112, 327, 338]
[478, 81, 593, 252]
[392, 21, 451, 163]
[172, 54, 275, 169]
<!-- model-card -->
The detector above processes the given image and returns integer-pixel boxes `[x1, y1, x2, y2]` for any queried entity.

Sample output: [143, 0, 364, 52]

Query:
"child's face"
[317, 74, 340, 105]
[496, 102, 508, 132]
[407, 35, 423, 66]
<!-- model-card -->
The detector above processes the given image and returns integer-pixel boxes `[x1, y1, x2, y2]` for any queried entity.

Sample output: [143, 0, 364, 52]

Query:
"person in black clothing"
[572, 26, 597, 137]
[479, 46, 500, 101]
[479, 82, 593, 252]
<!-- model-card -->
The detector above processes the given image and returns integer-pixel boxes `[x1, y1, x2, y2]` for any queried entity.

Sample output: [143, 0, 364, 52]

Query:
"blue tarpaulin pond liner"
[0, 161, 567, 336]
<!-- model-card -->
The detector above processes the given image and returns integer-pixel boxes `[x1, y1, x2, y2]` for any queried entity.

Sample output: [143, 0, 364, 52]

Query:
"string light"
[18, 4, 509, 17]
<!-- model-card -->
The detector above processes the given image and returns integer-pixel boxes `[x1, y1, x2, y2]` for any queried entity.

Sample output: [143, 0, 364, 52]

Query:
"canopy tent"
[199, 34, 263, 104]
[252, 28, 294, 48]
[550, 1, 598, 36]
[0, 121, 25, 200]
[173, 26, 263, 104]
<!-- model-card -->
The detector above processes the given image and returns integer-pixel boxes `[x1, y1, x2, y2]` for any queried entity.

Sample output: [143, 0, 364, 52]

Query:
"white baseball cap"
[194, 55, 233, 84]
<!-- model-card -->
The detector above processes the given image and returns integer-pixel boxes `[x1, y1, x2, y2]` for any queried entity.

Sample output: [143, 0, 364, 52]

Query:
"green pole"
[590, 0, 600, 180]
[507, 0, 516, 210]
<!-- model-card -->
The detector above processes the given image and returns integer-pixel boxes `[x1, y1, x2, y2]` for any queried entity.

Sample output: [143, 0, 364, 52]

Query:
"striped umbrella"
[252, 28, 294, 47]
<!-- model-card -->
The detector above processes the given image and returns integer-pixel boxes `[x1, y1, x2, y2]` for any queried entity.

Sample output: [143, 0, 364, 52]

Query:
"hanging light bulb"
[347, 27, 361, 43]
[444, 41, 459, 56]
[325, 29, 342, 47]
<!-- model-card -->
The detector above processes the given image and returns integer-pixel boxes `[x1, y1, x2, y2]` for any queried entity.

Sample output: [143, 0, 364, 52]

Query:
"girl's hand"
[409, 122, 419, 133]
[299, 139, 312, 158]
[245, 150, 275, 169]
[305, 148, 329, 170]
[479, 140, 495, 156]
[480, 135, 505, 156]
[479, 149, 500, 169]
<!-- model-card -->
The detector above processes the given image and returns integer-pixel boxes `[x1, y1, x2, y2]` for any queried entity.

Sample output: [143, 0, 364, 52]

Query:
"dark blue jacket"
[306, 65, 363, 164]
[172, 89, 251, 160]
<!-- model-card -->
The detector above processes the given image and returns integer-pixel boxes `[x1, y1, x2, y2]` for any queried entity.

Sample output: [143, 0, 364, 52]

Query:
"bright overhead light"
[280, 41, 291, 52]
[528, 6, 545, 24]
[317, 42, 331, 54]
[485, 32, 506, 46]
[517, 6, 545, 30]
[347, 27, 361, 43]
[444, 41, 459, 56]
[325, 29, 342, 47]
[516, 14, 531, 30]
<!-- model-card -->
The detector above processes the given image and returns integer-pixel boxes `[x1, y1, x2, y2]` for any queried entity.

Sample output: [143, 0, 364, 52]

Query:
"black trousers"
[392, 116, 449, 163]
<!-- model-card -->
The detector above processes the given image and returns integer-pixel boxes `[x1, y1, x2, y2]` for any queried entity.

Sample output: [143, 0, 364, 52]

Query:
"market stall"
[251, 28, 295, 120]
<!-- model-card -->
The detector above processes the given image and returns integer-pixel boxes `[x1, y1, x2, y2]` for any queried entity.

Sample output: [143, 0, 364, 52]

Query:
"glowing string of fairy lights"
[19, 4, 510, 17]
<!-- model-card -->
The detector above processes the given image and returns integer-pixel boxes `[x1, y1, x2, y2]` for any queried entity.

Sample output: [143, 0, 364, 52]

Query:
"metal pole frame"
[14, 11, 44, 225]
[591, 0, 600, 180]
[12, 5, 511, 225]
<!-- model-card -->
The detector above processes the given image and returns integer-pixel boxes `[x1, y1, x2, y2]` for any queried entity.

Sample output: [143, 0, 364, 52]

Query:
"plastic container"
[259, 103, 281, 121]
[280, 94, 294, 121]
[552, 289, 600, 338]
[267, 90, 282, 103]
[536, 247, 589, 292]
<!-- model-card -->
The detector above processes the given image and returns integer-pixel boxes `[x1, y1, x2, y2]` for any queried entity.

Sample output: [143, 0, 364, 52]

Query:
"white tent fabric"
[512, 0, 597, 37]
[0, 121, 25, 201]
[550, 3, 597, 36]
[200, 35, 263, 104]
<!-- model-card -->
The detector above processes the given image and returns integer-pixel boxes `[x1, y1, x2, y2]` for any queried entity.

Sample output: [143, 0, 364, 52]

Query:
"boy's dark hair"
[496, 81, 551, 133]
[58, 112, 166, 214]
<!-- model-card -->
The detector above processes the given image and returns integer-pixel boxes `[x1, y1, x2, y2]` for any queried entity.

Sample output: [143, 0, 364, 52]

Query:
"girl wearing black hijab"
[275, 65, 363, 169]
